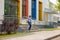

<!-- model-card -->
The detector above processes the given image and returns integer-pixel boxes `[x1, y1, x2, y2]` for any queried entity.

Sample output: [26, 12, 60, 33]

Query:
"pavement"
[51, 36, 60, 40]
[1, 30, 60, 40]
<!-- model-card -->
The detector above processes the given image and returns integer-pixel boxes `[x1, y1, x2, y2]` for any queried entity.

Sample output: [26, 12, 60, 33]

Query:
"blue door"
[31, 0, 36, 20]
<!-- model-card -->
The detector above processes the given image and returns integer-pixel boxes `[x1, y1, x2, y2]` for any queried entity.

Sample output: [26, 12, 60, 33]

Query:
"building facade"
[0, 0, 50, 25]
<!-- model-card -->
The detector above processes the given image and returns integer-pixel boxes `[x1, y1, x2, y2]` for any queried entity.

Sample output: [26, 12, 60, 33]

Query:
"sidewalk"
[1, 30, 60, 40]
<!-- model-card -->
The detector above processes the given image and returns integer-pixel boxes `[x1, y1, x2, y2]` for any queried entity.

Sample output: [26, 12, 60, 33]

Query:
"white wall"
[0, 0, 4, 19]
[38, 0, 49, 22]
[42, 0, 49, 11]
[28, 0, 32, 16]
[21, 0, 50, 24]
[20, 0, 22, 19]
[21, 0, 32, 24]
[42, 0, 50, 22]
[36, 0, 39, 21]
[0, 0, 4, 24]
[39, 0, 42, 2]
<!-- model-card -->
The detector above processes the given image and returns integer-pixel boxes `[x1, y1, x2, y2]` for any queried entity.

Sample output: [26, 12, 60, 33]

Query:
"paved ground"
[52, 36, 60, 40]
[1, 30, 60, 40]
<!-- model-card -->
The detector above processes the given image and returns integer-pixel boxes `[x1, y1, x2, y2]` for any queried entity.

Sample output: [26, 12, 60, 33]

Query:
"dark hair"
[29, 16, 31, 17]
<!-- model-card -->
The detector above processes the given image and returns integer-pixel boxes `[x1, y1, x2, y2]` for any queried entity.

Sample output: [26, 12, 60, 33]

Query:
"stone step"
[19, 24, 40, 30]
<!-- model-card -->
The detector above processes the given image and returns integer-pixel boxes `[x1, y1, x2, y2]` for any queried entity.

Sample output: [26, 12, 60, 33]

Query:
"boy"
[27, 16, 32, 31]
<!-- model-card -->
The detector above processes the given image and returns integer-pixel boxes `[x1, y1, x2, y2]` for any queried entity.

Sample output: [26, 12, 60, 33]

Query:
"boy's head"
[29, 16, 31, 18]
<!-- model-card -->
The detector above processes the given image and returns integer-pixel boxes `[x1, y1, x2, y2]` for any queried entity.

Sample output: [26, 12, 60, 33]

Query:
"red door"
[25, 0, 28, 18]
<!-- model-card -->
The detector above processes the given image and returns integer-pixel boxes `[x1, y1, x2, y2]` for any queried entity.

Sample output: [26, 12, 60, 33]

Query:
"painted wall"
[42, 0, 49, 11]
[20, 0, 50, 24]
[39, 0, 42, 2]
[0, 0, 4, 24]
[0, 0, 4, 19]
[0, 0, 50, 24]
[28, 0, 32, 16]
[38, 0, 49, 21]
[42, 0, 50, 22]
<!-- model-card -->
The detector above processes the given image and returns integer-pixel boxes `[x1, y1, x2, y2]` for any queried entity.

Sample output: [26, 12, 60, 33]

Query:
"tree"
[55, 0, 60, 11]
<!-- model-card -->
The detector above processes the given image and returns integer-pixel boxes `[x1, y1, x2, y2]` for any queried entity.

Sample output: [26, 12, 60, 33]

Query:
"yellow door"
[17, 0, 20, 24]
[39, 2, 42, 21]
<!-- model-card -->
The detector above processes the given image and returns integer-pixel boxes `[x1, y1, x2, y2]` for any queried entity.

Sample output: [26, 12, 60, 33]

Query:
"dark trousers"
[28, 22, 32, 30]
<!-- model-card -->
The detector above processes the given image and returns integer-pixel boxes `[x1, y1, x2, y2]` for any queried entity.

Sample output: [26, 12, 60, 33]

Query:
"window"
[4, 0, 18, 21]
[4, 0, 18, 17]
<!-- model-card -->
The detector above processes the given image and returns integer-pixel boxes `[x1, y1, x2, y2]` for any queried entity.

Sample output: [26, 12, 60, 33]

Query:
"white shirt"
[28, 18, 31, 23]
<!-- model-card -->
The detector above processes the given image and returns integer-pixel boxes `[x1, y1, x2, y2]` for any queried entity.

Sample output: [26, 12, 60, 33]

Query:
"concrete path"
[51, 36, 60, 40]
[1, 30, 60, 40]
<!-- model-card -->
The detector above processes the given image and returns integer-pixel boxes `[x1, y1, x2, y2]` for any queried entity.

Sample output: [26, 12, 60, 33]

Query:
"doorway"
[39, 2, 42, 21]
